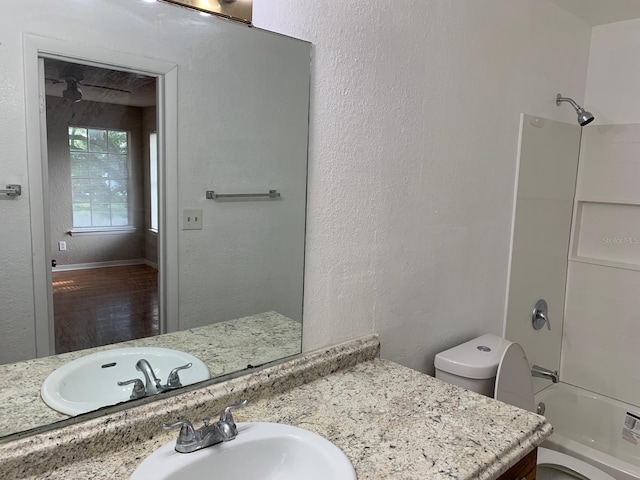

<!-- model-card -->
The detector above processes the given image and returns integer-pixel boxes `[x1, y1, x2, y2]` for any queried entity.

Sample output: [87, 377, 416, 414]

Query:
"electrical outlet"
[58, 241, 67, 251]
[183, 209, 203, 230]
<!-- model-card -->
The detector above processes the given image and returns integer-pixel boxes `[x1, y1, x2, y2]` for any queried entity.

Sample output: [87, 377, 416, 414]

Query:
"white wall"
[585, 19, 640, 126]
[563, 123, 640, 406]
[0, 0, 309, 363]
[254, 0, 592, 373]
[556, 19, 640, 406]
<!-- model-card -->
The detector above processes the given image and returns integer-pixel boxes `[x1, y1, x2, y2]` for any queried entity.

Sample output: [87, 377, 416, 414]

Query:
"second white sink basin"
[41, 347, 210, 416]
[131, 422, 357, 480]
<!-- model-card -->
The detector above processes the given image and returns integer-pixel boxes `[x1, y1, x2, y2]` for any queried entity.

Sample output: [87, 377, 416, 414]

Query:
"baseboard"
[52, 259, 154, 272]
[143, 258, 158, 269]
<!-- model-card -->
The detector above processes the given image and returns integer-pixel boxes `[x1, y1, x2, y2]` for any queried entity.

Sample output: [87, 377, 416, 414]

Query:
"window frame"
[67, 126, 133, 232]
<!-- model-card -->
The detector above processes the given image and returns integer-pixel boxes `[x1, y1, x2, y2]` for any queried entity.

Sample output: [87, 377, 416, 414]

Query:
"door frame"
[23, 34, 179, 357]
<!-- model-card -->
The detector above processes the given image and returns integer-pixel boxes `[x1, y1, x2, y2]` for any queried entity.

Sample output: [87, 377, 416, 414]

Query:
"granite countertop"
[6, 336, 551, 480]
[0, 311, 301, 437]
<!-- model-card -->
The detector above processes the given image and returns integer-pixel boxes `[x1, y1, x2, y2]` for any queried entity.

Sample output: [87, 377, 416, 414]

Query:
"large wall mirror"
[0, 0, 309, 440]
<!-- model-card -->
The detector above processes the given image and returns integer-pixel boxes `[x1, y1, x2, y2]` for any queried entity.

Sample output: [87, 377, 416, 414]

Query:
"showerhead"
[556, 93, 594, 126]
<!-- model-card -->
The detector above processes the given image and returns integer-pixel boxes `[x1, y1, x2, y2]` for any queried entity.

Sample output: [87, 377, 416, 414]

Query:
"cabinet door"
[497, 448, 537, 480]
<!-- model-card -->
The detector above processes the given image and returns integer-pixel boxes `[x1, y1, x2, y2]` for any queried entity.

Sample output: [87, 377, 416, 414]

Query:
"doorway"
[42, 57, 160, 354]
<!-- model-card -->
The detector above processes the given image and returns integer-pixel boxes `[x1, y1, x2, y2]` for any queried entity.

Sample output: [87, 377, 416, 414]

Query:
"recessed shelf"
[570, 201, 640, 268]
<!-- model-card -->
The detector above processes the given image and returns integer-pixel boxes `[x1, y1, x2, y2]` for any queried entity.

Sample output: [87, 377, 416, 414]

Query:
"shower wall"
[505, 114, 580, 393]
[560, 19, 640, 407]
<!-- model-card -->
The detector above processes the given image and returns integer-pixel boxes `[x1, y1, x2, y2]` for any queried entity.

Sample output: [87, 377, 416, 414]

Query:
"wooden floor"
[53, 264, 159, 354]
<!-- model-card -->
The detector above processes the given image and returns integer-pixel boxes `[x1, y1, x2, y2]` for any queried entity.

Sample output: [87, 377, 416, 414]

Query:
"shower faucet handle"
[532, 299, 551, 331]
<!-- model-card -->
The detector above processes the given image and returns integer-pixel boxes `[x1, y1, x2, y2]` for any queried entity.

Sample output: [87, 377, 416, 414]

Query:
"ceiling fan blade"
[45, 77, 65, 85]
[79, 82, 132, 94]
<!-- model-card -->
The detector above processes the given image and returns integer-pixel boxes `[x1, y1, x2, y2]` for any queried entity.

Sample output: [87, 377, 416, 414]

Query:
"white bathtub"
[536, 383, 640, 480]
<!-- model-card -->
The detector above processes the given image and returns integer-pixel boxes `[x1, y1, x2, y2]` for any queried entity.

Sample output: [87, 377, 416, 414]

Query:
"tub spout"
[531, 365, 559, 383]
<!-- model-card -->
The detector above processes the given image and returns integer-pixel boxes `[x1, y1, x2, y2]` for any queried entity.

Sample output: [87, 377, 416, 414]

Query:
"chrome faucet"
[531, 364, 559, 383]
[164, 400, 249, 453]
[117, 359, 193, 399]
[136, 359, 163, 395]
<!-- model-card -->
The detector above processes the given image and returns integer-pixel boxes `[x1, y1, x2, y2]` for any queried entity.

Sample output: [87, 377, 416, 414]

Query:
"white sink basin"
[131, 422, 357, 480]
[41, 347, 210, 415]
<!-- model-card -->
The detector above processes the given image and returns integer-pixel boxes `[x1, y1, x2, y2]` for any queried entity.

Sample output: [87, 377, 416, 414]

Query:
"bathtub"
[536, 383, 640, 480]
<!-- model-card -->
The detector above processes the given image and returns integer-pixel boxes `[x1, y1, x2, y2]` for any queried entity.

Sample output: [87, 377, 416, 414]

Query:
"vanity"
[0, 335, 551, 479]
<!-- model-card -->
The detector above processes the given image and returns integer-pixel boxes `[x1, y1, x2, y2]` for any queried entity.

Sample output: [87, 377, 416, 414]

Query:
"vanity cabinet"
[496, 448, 537, 480]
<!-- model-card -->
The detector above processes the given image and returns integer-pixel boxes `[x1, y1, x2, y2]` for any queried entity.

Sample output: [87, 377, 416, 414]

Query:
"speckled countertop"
[0, 335, 551, 480]
[0, 311, 301, 437]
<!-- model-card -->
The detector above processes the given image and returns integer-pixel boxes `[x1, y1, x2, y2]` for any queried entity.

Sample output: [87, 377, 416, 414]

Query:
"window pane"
[70, 153, 89, 176]
[91, 179, 111, 199]
[150, 132, 158, 231]
[91, 204, 111, 226]
[69, 127, 87, 151]
[87, 153, 108, 177]
[72, 205, 92, 227]
[109, 179, 128, 198]
[111, 204, 128, 226]
[88, 129, 108, 153]
[108, 131, 128, 154]
[107, 154, 128, 178]
[71, 179, 92, 202]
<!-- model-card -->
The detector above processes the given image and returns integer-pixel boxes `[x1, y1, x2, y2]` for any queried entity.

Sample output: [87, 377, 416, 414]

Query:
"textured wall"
[254, 0, 592, 373]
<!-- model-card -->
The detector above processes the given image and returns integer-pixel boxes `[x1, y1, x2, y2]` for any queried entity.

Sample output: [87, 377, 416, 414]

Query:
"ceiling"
[44, 58, 157, 108]
[549, 0, 640, 26]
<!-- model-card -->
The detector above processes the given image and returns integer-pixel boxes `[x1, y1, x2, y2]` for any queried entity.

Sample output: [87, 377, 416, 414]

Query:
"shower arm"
[556, 94, 581, 111]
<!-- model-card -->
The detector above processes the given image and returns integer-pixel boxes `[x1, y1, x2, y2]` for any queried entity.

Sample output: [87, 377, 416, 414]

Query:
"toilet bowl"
[537, 447, 616, 480]
[434, 334, 616, 480]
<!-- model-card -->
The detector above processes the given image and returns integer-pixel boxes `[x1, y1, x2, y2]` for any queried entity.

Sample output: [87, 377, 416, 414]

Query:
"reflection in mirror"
[45, 59, 161, 353]
[0, 0, 310, 441]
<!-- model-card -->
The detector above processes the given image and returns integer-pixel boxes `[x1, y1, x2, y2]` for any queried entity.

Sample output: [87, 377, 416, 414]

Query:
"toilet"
[434, 334, 616, 480]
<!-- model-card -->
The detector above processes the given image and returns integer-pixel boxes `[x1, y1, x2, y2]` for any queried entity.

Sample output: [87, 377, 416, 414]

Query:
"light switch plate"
[183, 209, 203, 230]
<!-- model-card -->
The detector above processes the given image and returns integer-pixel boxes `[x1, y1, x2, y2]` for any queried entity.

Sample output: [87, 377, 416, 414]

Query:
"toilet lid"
[494, 342, 535, 412]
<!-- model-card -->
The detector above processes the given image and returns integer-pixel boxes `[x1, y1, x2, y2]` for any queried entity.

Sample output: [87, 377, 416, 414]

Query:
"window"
[68, 127, 130, 228]
[149, 132, 158, 232]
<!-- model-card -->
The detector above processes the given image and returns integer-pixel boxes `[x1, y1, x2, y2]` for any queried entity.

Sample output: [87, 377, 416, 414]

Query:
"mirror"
[0, 0, 310, 440]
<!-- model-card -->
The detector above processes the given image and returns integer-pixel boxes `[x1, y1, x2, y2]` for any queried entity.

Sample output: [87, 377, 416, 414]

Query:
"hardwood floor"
[53, 264, 159, 354]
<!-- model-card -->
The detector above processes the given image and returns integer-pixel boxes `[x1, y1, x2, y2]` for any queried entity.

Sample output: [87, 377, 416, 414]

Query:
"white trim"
[144, 258, 159, 270]
[161, 67, 180, 335]
[52, 259, 151, 272]
[69, 226, 137, 236]
[25, 52, 54, 357]
[23, 34, 179, 356]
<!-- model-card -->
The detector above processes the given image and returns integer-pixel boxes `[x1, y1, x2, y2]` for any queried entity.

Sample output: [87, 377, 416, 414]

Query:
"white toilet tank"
[434, 334, 512, 397]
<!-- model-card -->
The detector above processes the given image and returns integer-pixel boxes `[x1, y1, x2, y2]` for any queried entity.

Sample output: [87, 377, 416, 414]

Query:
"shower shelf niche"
[569, 200, 640, 272]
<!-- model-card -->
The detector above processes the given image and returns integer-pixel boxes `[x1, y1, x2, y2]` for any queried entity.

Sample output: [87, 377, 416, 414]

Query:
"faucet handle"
[117, 378, 146, 399]
[532, 299, 551, 331]
[219, 399, 249, 424]
[163, 419, 197, 444]
[166, 362, 192, 388]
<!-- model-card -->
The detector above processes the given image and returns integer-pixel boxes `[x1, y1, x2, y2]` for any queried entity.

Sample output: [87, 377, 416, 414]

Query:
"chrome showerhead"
[556, 93, 594, 126]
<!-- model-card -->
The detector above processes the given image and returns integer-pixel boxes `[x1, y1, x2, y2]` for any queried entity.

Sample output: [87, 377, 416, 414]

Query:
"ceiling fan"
[45, 65, 132, 103]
